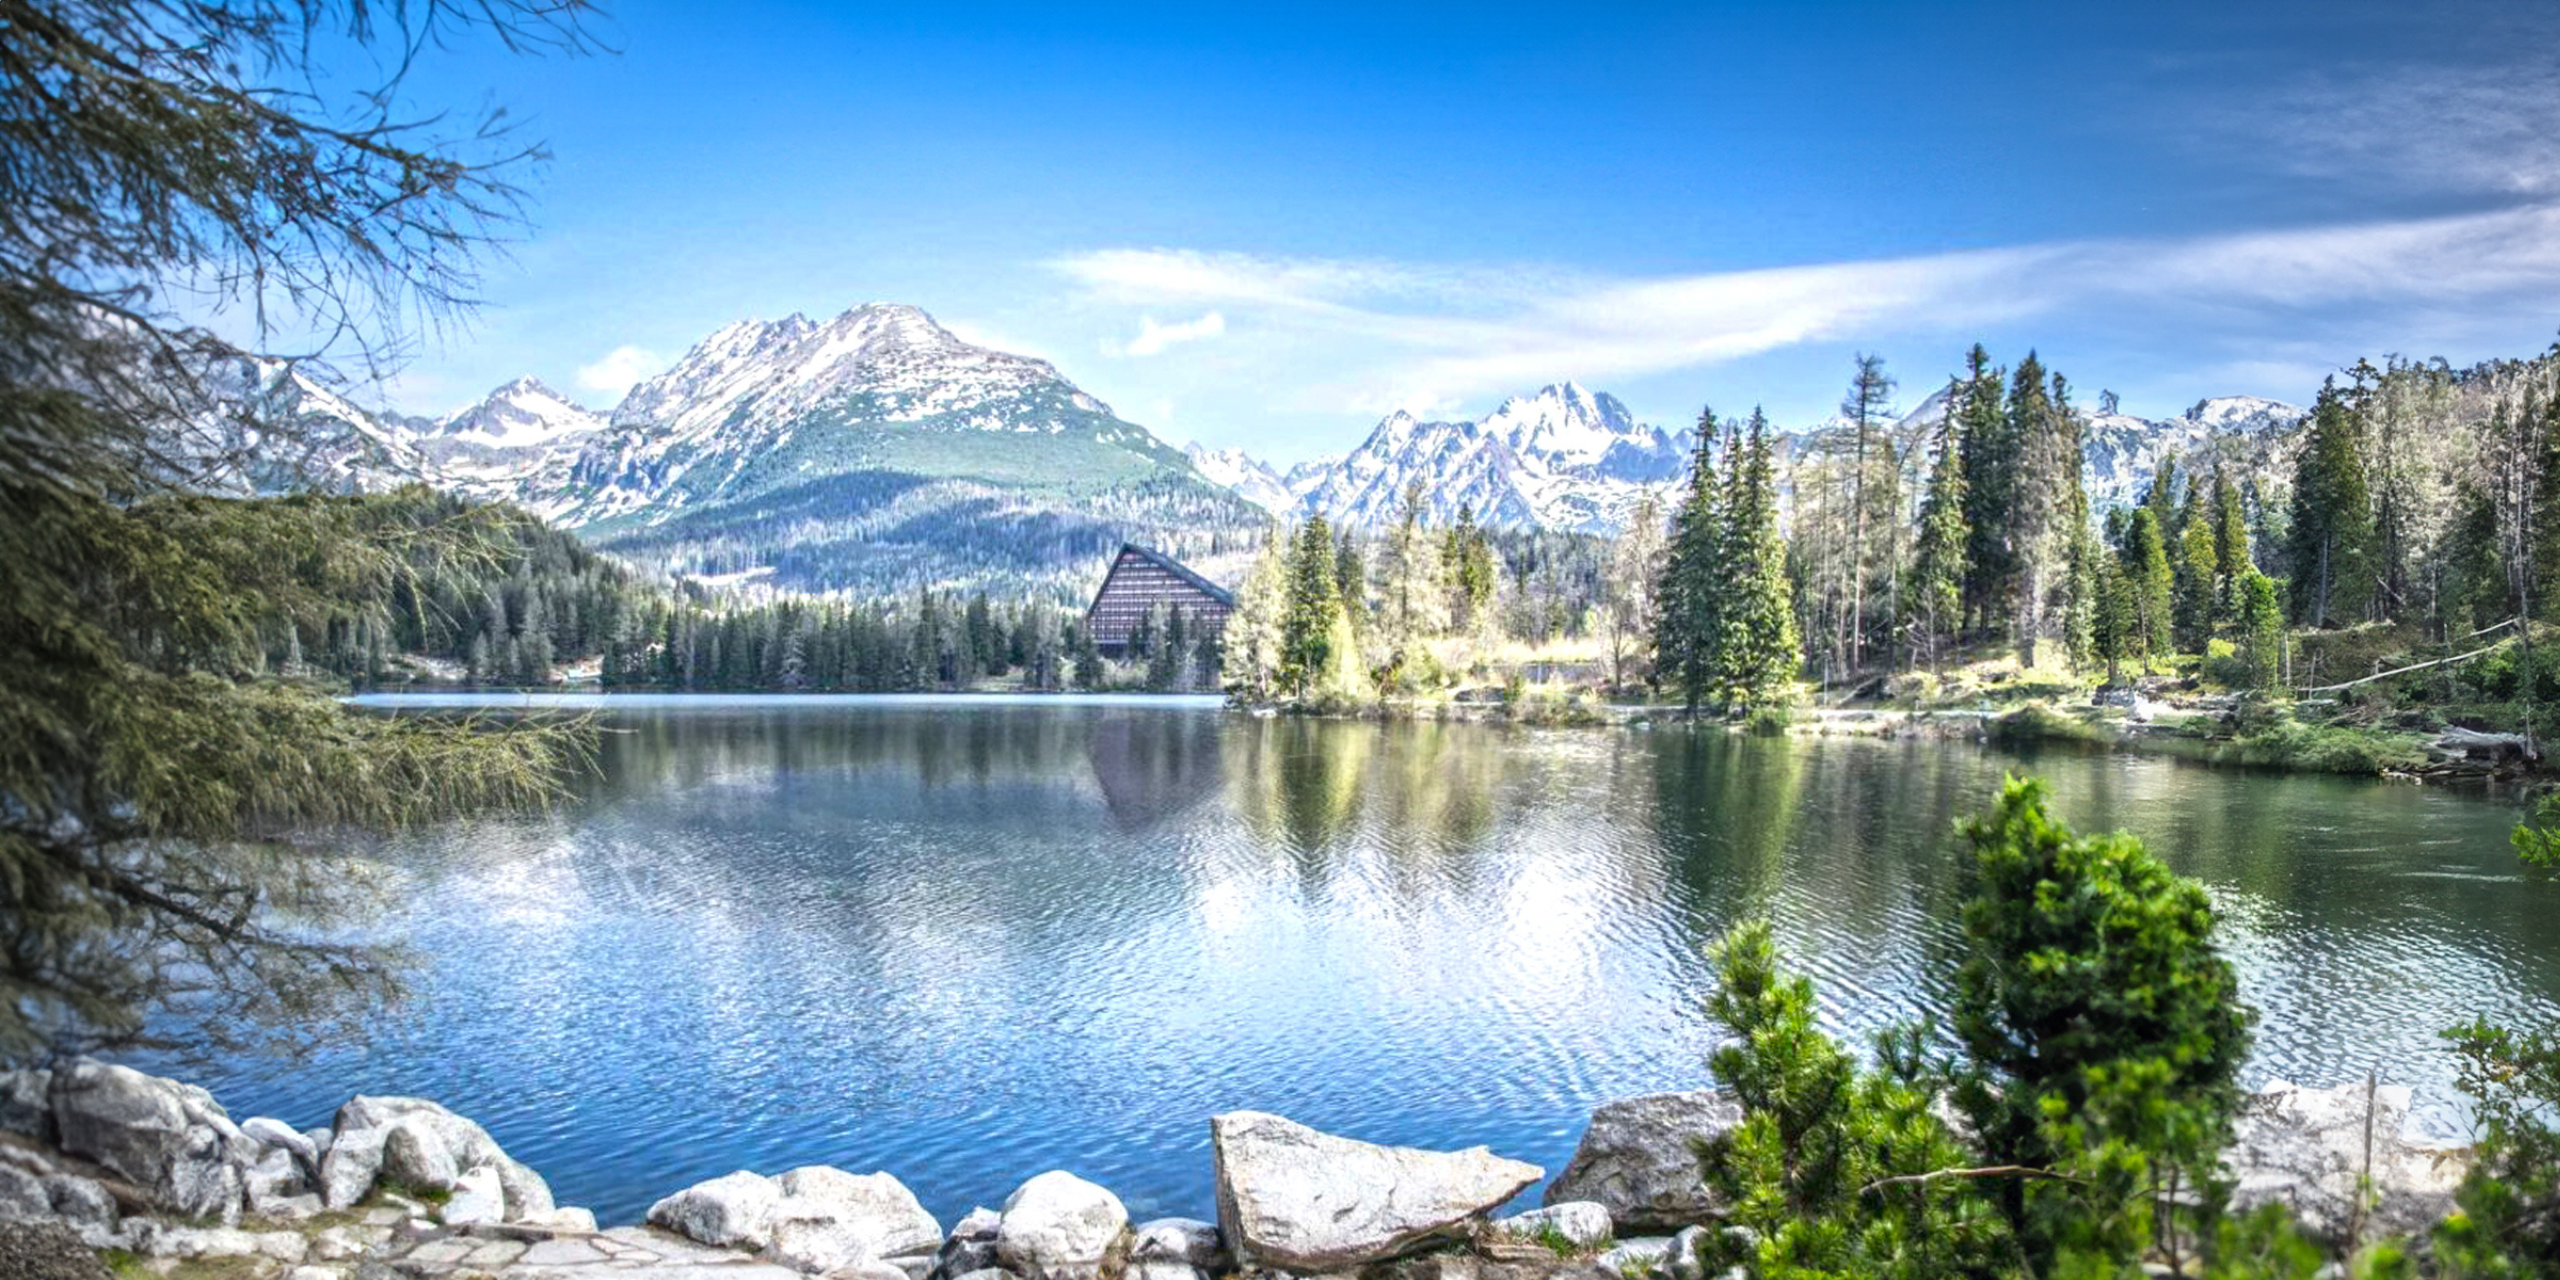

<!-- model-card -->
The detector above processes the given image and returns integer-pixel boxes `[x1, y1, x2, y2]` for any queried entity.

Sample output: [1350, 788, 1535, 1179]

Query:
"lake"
[166, 695, 2560, 1228]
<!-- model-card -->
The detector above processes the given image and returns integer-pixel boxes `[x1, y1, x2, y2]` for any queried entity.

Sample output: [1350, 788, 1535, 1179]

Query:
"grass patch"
[100, 1251, 272, 1280]
[1987, 702, 2116, 748]
[372, 1175, 452, 1208]
[1507, 1221, 1607, 1259]
[2213, 717, 2428, 775]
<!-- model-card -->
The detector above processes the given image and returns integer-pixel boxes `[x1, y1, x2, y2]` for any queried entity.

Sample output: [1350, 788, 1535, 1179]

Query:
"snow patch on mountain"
[1296, 382, 1687, 534]
[1184, 443, 1295, 515]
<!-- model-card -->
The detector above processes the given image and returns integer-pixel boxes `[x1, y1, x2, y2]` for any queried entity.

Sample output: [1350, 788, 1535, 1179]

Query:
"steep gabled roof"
[1112, 543, 1236, 607]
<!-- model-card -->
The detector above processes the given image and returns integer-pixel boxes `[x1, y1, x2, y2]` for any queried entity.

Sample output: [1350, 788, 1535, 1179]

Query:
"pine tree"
[2005, 353, 2074, 666]
[1280, 517, 1342, 699]
[1655, 410, 1728, 711]
[2091, 551, 2133, 687]
[2211, 461, 2253, 628]
[1953, 779, 2255, 1273]
[1723, 410, 1801, 707]
[2120, 508, 2174, 674]
[2143, 455, 2180, 542]
[1222, 529, 1290, 699]
[2173, 482, 2220, 651]
[2238, 570, 2286, 690]
[1908, 383, 1971, 673]
[2286, 379, 2375, 627]
[1951, 346, 2015, 641]
[1841, 353, 1897, 672]
[1149, 605, 1187, 691]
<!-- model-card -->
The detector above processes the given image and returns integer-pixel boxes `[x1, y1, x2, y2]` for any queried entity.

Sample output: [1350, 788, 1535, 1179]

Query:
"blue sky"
[361, 0, 2560, 461]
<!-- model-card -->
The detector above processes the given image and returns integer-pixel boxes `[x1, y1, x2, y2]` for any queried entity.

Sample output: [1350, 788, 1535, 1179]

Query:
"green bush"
[1742, 704, 1793, 737]
[1697, 921, 2012, 1280]
[2216, 718, 2425, 775]
[1987, 702, 2114, 748]
[1951, 777, 2256, 1274]
[2433, 1019, 2560, 1276]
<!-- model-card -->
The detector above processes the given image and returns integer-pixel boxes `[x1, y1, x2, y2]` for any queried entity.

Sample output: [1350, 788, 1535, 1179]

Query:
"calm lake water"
[167, 696, 2560, 1227]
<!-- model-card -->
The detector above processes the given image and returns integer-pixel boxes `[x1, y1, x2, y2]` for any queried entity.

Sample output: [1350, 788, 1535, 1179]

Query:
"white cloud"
[2199, 55, 2560, 199]
[1050, 202, 2560, 411]
[575, 344, 665, 398]
[1105, 311, 1228, 358]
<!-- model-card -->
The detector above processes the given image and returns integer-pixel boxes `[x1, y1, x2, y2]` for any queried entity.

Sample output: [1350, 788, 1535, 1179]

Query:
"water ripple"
[138, 699, 2560, 1226]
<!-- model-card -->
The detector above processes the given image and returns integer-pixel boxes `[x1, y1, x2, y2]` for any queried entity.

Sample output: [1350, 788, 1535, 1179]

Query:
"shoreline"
[0, 1062, 2474, 1280]
[349, 685, 2539, 791]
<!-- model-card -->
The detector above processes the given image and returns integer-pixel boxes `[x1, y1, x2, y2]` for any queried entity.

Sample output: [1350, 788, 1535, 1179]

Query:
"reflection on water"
[166, 699, 2560, 1229]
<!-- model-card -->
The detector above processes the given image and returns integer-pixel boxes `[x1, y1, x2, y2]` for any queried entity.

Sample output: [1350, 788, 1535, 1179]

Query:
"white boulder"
[442, 1164, 505, 1227]
[2224, 1079, 2472, 1248]
[1210, 1111, 1542, 1272]
[49, 1058, 256, 1221]
[318, 1095, 552, 1220]
[996, 1170, 1129, 1280]
[1543, 1091, 1741, 1232]
[649, 1169, 785, 1250]
[766, 1167, 941, 1273]
[240, 1117, 317, 1165]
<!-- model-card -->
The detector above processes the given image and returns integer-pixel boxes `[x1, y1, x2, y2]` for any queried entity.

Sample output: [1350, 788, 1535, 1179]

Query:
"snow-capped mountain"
[409, 376, 607, 519]
[191, 304, 1260, 596]
[2068, 396, 2303, 510]
[1226, 382, 2304, 537]
[1296, 382, 1688, 534]
[180, 356, 441, 496]
[1184, 443, 1297, 515]
[556, 303, 1209, 533]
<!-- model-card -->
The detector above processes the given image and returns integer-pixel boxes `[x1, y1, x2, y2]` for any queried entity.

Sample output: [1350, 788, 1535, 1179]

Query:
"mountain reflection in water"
[161, 698, 2560, 1229]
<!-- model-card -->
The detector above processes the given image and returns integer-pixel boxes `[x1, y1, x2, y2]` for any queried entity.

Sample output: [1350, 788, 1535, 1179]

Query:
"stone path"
[368, 1223, 804, 1278]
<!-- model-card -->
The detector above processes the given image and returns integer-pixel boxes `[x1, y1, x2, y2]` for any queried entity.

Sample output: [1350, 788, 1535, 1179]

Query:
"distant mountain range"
[209, 302, 2313, 594]
[204, 305, 1267, 597]
[1188, 381, 2307, 534]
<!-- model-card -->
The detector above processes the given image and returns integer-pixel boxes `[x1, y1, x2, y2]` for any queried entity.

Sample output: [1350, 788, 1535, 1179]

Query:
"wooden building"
[1084, 544, 1235, 657]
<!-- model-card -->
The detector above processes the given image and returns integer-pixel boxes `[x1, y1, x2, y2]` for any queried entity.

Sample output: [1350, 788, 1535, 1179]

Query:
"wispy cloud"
[1107, 311, 1228, 358]
[1050, 202, 2560, 412]
[575, 344, 665, 397]
[2196, 55, 2560, 200]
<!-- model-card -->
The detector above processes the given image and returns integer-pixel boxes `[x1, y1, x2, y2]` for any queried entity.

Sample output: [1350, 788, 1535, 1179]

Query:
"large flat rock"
[1542, 1091, 1740, 1232]
[1210, 1111, 1540, 1272]
[2225, 1079, 2472, 1248]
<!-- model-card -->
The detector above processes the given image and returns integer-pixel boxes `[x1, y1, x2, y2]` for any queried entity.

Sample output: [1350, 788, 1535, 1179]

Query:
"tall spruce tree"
[1841, 353, 1897, 671]
[2286, 379, 2375, 627]
[1956, 345, 2017, 639]
[2006, 353, 2073, 666]
[1908, 380, 1971, 673]
[2174, 482, 2220, 650]
[1724, 410, 1802, 707]
[1280, 517, 1342, 699]
[1656, 410, 1728, 711]
[2211, 461, 2254, 627]
[2119, 507, 2175, 674]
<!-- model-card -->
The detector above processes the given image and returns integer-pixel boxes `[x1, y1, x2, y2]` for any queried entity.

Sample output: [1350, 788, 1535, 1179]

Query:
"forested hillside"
[1226, 336, 2560, 757]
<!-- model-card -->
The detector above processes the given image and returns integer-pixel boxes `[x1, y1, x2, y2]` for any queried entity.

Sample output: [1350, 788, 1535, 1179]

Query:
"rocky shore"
[0, 1061, 2474, 1279]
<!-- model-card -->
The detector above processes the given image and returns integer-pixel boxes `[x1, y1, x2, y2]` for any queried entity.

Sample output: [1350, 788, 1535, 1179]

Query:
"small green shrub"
[2433, 1018, 2560, 1275]
[2216, 718, 2425, 775]
[1987, 702, 2113, 748]
[1741, 704, 1792, 737]
[1953, 776, 2255, 1274]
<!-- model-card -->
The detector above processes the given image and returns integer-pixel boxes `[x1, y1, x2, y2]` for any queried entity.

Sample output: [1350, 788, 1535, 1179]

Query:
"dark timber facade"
[1084, 544, 1235, 658]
